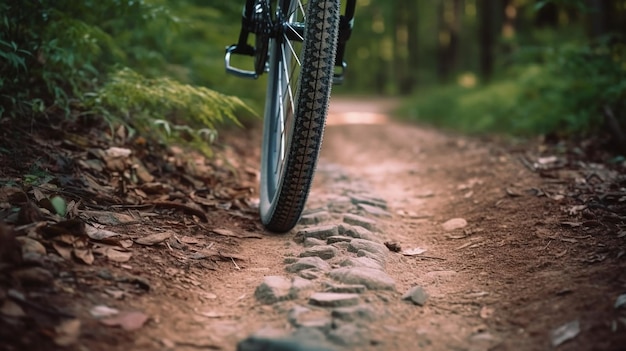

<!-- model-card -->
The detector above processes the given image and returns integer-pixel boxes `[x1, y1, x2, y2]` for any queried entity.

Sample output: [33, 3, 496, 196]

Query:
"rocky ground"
[1, 98, 625, 351]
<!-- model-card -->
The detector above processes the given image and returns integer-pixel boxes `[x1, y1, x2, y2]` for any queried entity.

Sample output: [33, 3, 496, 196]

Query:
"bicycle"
[225, 0, 356, 232]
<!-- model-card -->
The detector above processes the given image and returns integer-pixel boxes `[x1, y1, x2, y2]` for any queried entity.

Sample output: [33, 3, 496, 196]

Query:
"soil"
[1, 98, 625, 351]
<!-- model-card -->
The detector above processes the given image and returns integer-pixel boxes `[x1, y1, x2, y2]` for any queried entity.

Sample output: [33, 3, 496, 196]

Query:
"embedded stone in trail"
[254, 276, 295, 305]
[331, 305, 376, 322]
[323, 282, 367, 294]
[349, 194, 388, 210]
[442, 218, 468, 231]
[329, 267, 395, 290]
[340, 256, 384, 270]
[299, 211, 331, 225]
[342, 225, 380, 242]
[299, 245, 339, 260]
[402, 285, 429, 306]
[309, 292, 360, 308]
[343, 214, 378, 231]
[294, 225, 339, 243]
[348, 238, 388, 256]
[286, 257, 331, 273]
[303, 238, 326, 248]
[327, 324, 369, 346]
[357, 203, 392, 218]
[326, 235, 353, 244]
[356, 250, 386, 265]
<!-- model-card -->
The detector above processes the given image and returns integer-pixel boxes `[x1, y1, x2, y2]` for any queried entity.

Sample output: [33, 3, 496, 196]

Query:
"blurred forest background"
[1, 0, 625, 150]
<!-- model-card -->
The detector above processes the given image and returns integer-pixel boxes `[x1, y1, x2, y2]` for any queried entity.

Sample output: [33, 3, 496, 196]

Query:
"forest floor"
[1, 98, 625, 351]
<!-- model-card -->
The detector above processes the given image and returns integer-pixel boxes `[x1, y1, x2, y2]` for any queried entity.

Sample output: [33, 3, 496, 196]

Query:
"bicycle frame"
[225, 0, 356, 82]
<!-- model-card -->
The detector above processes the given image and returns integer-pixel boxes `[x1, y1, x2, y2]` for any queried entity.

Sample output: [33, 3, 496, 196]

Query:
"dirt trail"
[2, 98, 625, 351]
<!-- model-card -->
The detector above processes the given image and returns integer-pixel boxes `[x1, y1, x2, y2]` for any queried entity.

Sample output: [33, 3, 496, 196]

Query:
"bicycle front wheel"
[259, 0, 340, 233]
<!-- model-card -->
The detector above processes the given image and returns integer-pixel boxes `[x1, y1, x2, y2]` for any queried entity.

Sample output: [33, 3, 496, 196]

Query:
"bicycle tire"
[259, 0, 340, 233]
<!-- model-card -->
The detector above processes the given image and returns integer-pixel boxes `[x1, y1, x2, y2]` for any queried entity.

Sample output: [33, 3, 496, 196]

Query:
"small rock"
[402, 286, 429, 306]
[309, 292, 360, 308]
[343, 214, 378, 231]
[331, 241, 350, 251]
[348, 239, 388, 256]
[340, 256, 384, 270]
[323, 282, 367, 294]
[299, 211, 331, 225]
[283, 257, 298, 264]
[298, 269, 323, 280]
[327, 323, 368, 346]
[286, 257, 330, 273]
[357, 204, 392, 217]
[349, 194, 387, 209]
[294, 225, 339, 243]
[291, 276, 314, 293]
[303, 238, 326, 248]
[343, 226, 380, 242]
[331, 305, 376, 322]
[326, 236, 353, 244]
[255, 276, 295, 304]
[442, 218, 468, 231]
[329, 267, 395, 290]
[299, 245, 338, 260]
[287, 305, 311, 325]
[356, 250, 386, 265]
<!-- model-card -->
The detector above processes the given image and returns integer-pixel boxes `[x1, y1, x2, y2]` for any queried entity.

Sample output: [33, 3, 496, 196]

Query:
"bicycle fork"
[225, 0, 356, 84]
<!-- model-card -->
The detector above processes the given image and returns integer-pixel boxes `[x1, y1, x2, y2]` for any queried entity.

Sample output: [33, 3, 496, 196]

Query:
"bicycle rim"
[259, 0, 339, 232]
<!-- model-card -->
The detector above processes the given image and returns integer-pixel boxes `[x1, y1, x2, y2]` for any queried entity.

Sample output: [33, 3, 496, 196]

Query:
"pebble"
[402, 286, 429, 306]
[329, 267, 395, 290]
[303, 238, 326, 248]
[442, 218, 468, 231]
[309, 292, 360, 308]
[294, 225, 339, 243]
[340, 256, 384, 270]
[286, 257, 331, 273]
[299, 245, 339, 260]
[254, 276, 295, 304]
[343, 214, 378, 231]
[348, 239, 388, 256]
[331, 305, 376, 322]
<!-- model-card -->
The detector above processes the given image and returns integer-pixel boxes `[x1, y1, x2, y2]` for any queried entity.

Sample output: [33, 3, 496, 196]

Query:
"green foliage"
[399, 38, 626, 139]
[0, 0, 255, 151]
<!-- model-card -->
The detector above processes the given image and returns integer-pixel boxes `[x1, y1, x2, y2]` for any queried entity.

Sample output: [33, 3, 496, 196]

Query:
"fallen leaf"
[0, 300, 26, 317]
[73, 248, 94, 265]
[101, 311, 149, 331]
[551, 320, 580, 347]
[402, 247, 427, 256]
[52, 242, 73, 260]
[50, 196, 67, 217]
[134, 231, 172, 246]
[90, 305, 119, 318]
[85, 224, 122, 241]
[103, 248, 132, 262]
[54, 319, 81, 346]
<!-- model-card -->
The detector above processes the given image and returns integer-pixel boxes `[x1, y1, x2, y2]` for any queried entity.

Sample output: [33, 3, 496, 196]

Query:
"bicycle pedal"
[332, 61, 347, 85]
[225, 44, 258, 79]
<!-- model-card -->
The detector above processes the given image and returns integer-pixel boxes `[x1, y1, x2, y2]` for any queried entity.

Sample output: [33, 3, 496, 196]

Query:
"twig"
[230, 257, 240, 270]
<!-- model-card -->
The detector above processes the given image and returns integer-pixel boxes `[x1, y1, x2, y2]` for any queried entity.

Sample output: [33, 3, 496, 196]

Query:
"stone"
[299, 211, 331, 225]
[326, 236, 353, 244]
[442, 218, 468, 231]
[329, 267, 395, 291]
[349, 194, 387, 209]
[286, 257, 330, 273]
[284, 257, 298, 264]
[303, 238, 326, 248]
[298, 269, 323, 280]
[323, 282, 367, 294]
[288, 307, 332, 331]
[343, 214, 378, 231]
[299, 245, 338, 260]
[254, 276, 295, 304]
[348, 239, 388, 256]
[287, 305, 311, 325]
[343, 226, 380, 242]
[402, 286, 429, 306]
[356, 250, 386, 265]
[309, 292, 360, 308]
[331, 242, 350, 251]
[357, 203, 392, 218]
[331, 305, 376, 322]
[340, 257, 384, 270]
[294, 225, 339, 243]
[327, 324, 368, 346]
[291, 276, 314, 293]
